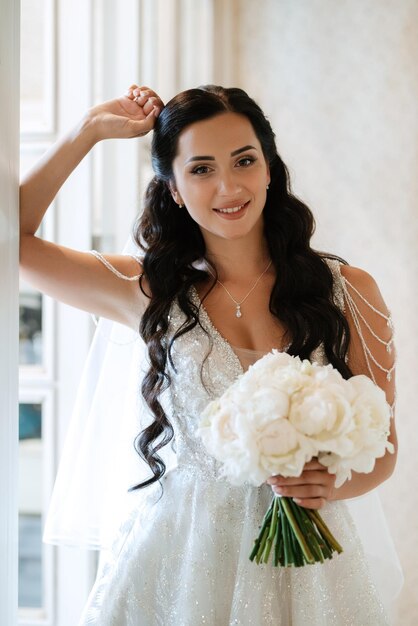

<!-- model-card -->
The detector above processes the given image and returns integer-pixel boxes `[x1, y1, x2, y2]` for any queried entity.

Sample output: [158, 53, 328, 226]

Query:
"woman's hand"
[86, 84, 164, 142]
[266, 459, 336, 509]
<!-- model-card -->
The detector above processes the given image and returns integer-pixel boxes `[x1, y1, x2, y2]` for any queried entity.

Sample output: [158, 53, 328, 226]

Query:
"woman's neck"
[203, 235, 271, 284]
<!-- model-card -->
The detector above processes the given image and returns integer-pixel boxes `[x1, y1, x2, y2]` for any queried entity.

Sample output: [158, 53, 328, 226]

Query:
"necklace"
[212, 260, 273, 319]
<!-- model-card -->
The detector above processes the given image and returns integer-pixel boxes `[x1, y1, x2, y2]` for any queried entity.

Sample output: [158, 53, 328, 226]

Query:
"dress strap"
[325, 258, 346, 313]
[325, 258, 396, 416]
[88, 250, 143, 281]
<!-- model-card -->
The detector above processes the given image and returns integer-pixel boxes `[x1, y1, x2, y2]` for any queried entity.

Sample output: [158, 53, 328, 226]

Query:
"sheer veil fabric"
[43, 237, 178, 550]
[43, 237, 403, 615]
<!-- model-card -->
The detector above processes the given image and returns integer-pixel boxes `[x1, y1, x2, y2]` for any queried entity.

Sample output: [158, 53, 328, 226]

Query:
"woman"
[20, 84, 398, 624]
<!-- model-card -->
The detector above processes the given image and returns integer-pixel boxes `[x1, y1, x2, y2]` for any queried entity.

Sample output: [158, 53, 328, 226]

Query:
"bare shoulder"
[340, 264, 376, 290]
[339, 264, 389, 315]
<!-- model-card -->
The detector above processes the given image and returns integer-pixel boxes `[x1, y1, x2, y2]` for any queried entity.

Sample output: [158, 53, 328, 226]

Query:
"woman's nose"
[217, 171, 242, 195]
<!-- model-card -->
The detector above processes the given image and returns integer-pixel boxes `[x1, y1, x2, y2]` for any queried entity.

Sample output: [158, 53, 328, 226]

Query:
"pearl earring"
[179, 203, 183, 208]
[266, 184, 270, 190]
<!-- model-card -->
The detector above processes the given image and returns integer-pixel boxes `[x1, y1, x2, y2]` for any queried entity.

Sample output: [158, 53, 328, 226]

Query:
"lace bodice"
[163, 278, 332, 478]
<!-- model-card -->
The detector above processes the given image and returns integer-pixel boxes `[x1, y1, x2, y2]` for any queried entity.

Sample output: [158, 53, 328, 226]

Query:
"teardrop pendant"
[236, 305, 242, 318]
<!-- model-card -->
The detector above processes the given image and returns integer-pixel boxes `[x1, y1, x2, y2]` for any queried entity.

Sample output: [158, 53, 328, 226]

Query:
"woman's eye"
[237, 156, 256, 167]
[190, 165, 211, 175]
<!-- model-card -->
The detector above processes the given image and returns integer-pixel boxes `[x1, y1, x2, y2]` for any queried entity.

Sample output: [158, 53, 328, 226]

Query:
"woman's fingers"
[267, 459, 331, 486]
[267, 470, 334, 487]
[141, 96, 159, 115]
[272, 483, 330, 497]
[124, 85, 164, 111]
[292, 497, 327, 510]
[266, 461, 336, 509]
[126, 106, 160, 137]
[271, 481, 330, 509]
[88, 85, 164, 140]
[131, 92, 164, 122]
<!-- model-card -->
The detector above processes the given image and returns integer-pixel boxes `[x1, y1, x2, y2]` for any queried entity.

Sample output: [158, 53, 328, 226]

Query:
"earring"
[179, 203, 183, 208]
[266, 184, 270, 190]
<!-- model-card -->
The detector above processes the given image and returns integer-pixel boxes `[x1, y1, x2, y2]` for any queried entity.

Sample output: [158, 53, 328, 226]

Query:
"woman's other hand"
[266, 459, 336, 509]
[86, 84, 164, 142]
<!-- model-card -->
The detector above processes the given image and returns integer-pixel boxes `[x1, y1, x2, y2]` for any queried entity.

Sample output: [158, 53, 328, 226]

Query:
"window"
[17, 1, 228, 622]
[18, 400, 49, 616]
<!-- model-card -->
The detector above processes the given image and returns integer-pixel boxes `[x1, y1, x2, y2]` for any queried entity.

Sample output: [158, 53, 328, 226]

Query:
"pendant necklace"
[213, 260, 273, 319]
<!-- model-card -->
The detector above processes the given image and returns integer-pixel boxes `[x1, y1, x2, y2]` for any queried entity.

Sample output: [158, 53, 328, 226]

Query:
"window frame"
[18, 392, 54, 625]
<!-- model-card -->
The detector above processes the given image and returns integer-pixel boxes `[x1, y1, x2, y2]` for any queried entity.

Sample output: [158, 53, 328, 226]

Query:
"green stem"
[255, 524, 270, 564]
[268, 496, 279, 541]
[262, 497, 280, 564]
[274, 516, 283, 566]
[287, 499, 325, 563]
[289, 519, 305, 567]
[281, 506, 292, 566]
[262, 535, 274, 563]
[281, 498, 315, 564]
[249, 504, 274, 562]
[307, 509, 343, 554]
[249, 495, 344, 568]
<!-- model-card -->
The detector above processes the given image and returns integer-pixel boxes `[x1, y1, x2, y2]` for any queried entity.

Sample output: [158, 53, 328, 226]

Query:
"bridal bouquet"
[197, 351, 393, 567]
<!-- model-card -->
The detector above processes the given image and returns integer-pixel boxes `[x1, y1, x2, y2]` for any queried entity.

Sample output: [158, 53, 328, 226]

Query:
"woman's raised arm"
[19, 85, 163, 329]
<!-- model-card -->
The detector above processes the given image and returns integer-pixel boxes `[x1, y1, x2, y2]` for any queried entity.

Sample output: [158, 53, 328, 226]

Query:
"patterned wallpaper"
[232, 1, 418, 623]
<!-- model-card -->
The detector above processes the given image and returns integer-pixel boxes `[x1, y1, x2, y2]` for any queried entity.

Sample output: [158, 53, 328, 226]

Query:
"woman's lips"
[213, 200, 249, 219]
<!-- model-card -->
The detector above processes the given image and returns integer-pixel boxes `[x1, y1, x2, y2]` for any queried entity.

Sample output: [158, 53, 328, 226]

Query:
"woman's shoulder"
[321, 255, 381, 300]
[340, 263, 376, 285]
[338, 263, 386, 311]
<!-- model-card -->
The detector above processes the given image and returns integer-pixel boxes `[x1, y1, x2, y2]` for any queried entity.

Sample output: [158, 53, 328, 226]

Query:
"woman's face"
[170, 112, 270, 247]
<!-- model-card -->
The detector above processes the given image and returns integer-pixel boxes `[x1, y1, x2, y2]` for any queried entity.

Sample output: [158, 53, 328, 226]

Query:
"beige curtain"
[232, 1, 418, 623]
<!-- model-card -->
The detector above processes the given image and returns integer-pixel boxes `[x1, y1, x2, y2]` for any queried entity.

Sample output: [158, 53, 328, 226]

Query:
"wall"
[233, 1, 418, 623]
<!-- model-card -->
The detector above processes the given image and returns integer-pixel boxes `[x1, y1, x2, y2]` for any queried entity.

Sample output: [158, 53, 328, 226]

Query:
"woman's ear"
[168, 180, 183, 207]
[265, 160, 271, 188]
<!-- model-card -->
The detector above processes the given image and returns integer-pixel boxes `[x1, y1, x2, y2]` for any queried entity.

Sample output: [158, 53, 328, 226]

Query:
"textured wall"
[233, 1, 418, 623]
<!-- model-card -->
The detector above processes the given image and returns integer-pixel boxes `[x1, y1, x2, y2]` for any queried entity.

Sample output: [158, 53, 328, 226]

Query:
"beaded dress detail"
[79, 258, 390, 626]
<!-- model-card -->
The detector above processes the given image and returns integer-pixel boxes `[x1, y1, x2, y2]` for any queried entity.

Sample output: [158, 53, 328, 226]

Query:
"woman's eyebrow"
[231, 144, 256, 156]
[185, 145, 257, 164]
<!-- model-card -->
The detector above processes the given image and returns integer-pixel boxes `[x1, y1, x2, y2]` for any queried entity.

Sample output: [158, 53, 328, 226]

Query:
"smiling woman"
[19, 83, 400, 625]
[169, 114, 270, 248]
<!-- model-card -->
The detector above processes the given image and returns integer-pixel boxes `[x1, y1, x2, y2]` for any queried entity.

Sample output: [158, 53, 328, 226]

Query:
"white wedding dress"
[77, 260, 393, 625]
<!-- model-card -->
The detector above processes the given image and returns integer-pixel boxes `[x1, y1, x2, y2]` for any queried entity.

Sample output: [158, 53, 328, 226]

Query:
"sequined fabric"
[79, 259, 390, 625]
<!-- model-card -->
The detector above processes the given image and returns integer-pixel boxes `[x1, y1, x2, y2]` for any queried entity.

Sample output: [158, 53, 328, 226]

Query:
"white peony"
[289, 379, 355, 457]
[197, 350, 393, 489]
[318, 375, 394, 487]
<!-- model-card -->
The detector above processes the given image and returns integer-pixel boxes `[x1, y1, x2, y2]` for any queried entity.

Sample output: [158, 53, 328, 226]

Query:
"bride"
[20, 84, 400, 624]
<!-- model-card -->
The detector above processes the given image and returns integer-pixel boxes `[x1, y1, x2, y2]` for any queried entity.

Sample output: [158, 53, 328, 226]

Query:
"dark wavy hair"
[129, 85, 352, 492]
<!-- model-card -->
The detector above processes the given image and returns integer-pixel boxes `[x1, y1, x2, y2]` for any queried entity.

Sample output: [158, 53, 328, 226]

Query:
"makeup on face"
[171, 112, 270, 244]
